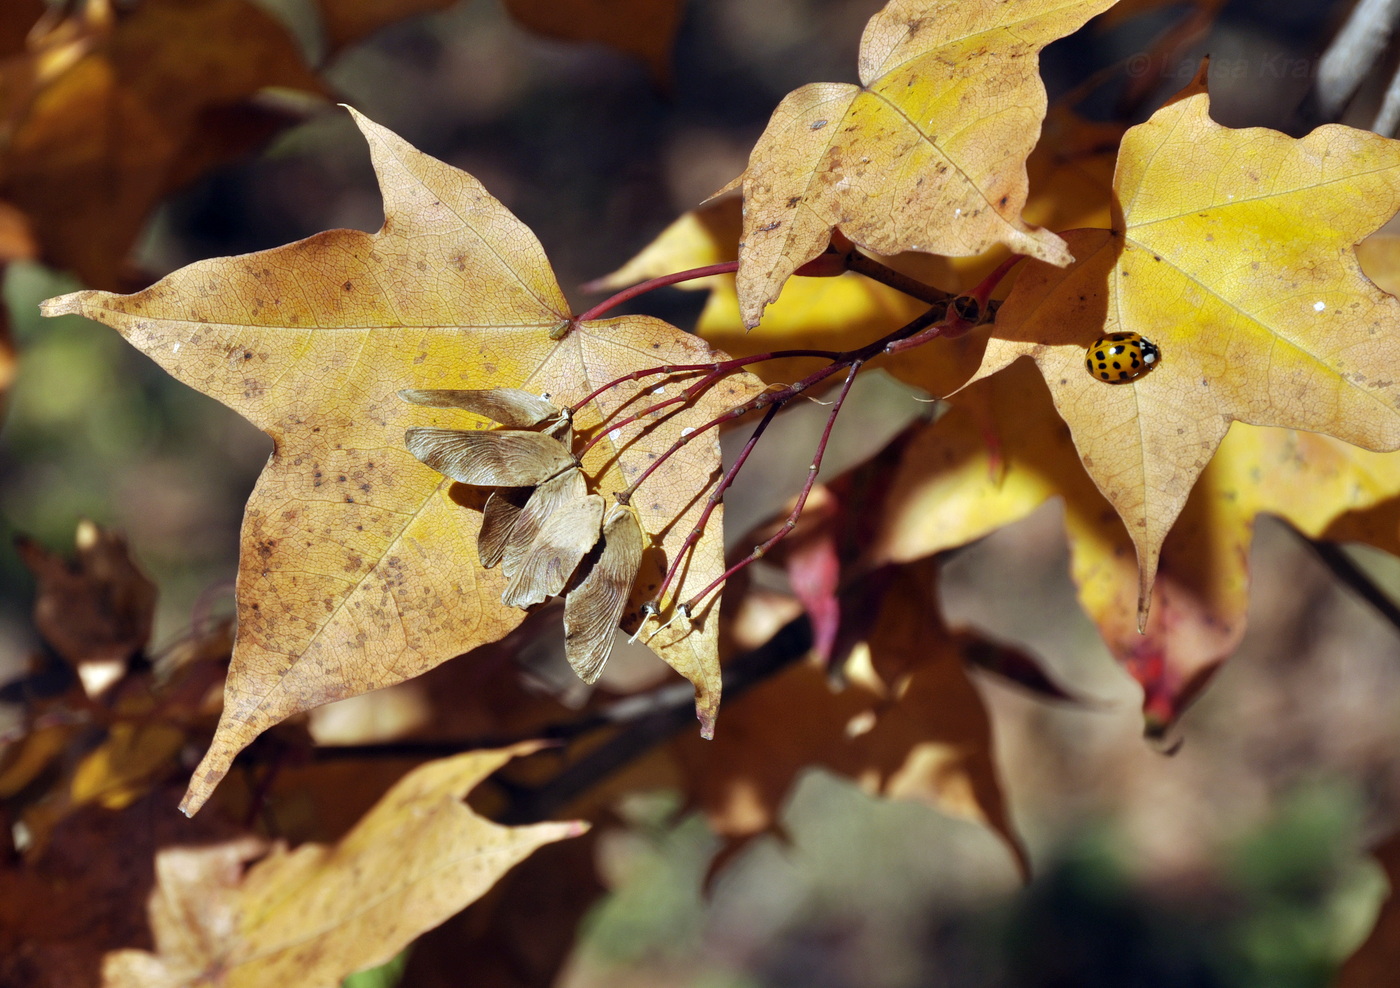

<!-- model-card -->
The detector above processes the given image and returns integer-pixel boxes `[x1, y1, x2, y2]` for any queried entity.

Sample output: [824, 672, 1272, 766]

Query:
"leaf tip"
[1133, 543, 1161, 633]
[739, 299, 766, 332]
[38, 293, 82, 318]
[1034, 232, 1075, 269]
[1163, 57, 1211, 108]
[702, 173, 743, 205]
[180, 743, 237, 818]
[341, 103, 387, 144]
[177, 790, 201, 818]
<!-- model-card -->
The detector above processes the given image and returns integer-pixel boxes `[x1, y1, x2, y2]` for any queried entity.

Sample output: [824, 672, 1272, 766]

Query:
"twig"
[573, 349, 842, 458]
[845, 251, 952, 305]
[308, 611, 817, 824]
[1373, 59, 1400, 137]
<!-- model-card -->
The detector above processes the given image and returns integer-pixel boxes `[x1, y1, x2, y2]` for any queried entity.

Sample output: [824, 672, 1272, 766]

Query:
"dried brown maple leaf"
[102, 746, 586, 988]
[42, 109, 760, 816]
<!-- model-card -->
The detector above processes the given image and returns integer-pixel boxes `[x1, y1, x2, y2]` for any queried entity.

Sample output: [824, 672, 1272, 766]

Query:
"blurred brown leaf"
[0, 721, 76, 802]
[69, 721, 187, 813]
[0, 0, 44, 55]
[400, 829, 605, 988]
[0, 0, 326, 289]
[504, 0, 684, 83]
[314, 0, 462, 55]
[0, 784, 245, 988]
[16, 521, 156, 699]
[0, 297, 16, 419]
[850, 560, 1028, 878]
[315, 0, 682, 79]
[0, 200, 37, 268]
[1, 616, 232, 852]
[673, 559, 1027, 882]
[959, 633, 1092, 705]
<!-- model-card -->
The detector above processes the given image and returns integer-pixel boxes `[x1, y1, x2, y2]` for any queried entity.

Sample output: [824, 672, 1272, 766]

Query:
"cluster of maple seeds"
[402, 387, 643, 684]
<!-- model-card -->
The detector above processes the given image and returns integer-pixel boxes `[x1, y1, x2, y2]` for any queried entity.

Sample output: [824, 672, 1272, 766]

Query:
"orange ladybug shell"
[1085, 332, 1159, 383]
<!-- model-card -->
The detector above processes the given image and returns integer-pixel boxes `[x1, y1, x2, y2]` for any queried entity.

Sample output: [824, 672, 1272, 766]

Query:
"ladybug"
[1085, 331, 1160, 383]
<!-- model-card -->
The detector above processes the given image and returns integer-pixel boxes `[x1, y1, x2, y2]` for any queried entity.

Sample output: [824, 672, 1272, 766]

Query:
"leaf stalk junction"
[569, 248, 1012, 642]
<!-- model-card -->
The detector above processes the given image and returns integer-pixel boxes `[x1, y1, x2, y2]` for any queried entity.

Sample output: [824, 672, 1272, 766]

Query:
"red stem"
[845, 251, 951, 305]
[578, 369, 726, 460]
[575, 261, 740, 323]
[967, 253, 1024, 308]
[680, 360, 864, 613]
[613, 299, 950, 501]
[651, 401, 782, 608]
[569, 348, 841, 423]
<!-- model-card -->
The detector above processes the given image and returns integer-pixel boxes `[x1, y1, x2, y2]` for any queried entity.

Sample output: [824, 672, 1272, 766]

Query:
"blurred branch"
[1297, 531, 1400, 635]
[495, 612, 813, 824]
[1313, 0, 1400, 121]
[308, 613, 815, 813]
[1373, 61, 1400, 137]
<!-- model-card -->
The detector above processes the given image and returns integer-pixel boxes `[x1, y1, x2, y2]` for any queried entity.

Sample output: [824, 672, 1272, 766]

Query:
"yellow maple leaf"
[42, 109, 760, 815]
[598, 107, 1118, 395]
[728, 0, 1119, 327]
[874, 362, 1400, 731]
[969, 79, 1400, 618]
[101, 745, 586, 988]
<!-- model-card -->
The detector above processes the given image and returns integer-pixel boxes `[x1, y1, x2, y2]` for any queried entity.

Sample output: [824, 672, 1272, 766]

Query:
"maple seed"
[399, 387, 568, 430]
[404, 427, 576, 487]
[478, 488, 531, 569]
[502, 493, 605, 608]
[565, 504, 645, 683]
[401, 387, 572, 444]
[500, 468, 590, 580]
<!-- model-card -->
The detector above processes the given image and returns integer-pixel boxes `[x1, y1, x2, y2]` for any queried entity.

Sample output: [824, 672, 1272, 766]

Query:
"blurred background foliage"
[4, 0, 1400, 985]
